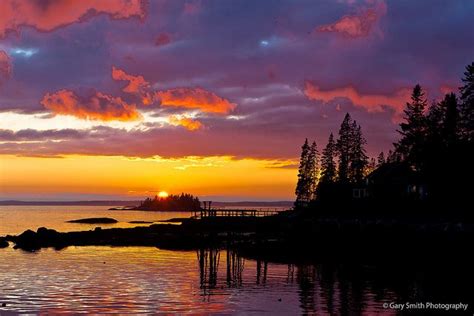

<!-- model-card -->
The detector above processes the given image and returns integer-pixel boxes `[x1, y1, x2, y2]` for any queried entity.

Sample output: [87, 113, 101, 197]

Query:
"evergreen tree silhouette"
[308, 141, 319, 200]
[350, 122, 368, 183]
[295, 139, 312, 205]
[319, 133, 337, 184]
[395, 84, 428, 170]
[424, 93, 461, 200]
[428, 93, 459, 146]
[459, 62, 474, 142]
[377, 152, 385, 166]
[336, 113, 353, 183]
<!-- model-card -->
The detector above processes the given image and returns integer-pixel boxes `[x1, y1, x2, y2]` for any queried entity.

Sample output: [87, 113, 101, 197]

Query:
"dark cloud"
[316, 0, 387, 38]
[1, 0, 473, 159]
[0, 128, 86, 141]
[0, 0, 146, 38]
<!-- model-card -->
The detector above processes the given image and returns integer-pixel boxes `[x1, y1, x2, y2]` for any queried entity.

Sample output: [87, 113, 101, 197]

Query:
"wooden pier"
[192, 201, 280, 219]
[192, 208, 280, 219]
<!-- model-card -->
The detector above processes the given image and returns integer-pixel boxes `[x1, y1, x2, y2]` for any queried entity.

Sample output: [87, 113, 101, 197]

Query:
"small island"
[67, 217, 118, 224]
[111, 193, 201, 212]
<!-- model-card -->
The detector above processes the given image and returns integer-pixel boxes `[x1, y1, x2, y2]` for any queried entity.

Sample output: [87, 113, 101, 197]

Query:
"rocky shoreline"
[2, 211, 474, 261]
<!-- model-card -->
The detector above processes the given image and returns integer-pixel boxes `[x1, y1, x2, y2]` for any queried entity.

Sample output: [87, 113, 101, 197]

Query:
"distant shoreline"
[0, 200, 141, 206]
[0, 200, 294, 207]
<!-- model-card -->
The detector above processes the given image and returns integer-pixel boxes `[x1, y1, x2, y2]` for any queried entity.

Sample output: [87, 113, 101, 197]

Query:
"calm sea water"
[0, 205, 191, 236]
[0, 207, 472, 314]
[0, 246, 399, 314]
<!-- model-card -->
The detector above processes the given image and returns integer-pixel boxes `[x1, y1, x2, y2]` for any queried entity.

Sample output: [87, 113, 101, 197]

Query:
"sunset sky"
[0, 0, 473, 201]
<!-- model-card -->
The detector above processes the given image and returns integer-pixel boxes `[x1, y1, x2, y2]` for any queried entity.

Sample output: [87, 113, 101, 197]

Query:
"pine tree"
[336, 113, 353, 183]
[295, 139, 312, 205]
[427, 99, 444, 142]
[439, 93, 459, 146]
[319, 133, 337, 184]
[459, 62, 474, 142]
[308, 141, 319, 200]
[350, 123, 369, 183]
[395, 84, 428, 170]
[377, 152, 385, 166]
[386, 149, 396, 163]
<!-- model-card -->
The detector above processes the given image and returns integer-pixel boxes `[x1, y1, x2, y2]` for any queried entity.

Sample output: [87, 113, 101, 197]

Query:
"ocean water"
[0, 246, 402, 314]
[0, 205, 191, 236]
[0, 206, 472, 314]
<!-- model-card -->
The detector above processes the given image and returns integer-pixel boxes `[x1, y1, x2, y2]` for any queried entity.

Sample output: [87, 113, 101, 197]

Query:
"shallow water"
[0, 205, 190, 236]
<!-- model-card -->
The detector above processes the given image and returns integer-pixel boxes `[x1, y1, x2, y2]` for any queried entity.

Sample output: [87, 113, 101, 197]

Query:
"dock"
[192, 208, 280, 219]
[192, 201, 281, 219]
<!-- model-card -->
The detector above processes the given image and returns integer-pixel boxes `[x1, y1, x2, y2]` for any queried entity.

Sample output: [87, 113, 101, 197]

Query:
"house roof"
[367, 162, 423, 184]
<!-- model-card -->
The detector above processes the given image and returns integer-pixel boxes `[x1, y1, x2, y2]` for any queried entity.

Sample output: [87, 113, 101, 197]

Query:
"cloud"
[316, 0, 387, 38]
[0, 0, 146, 38]
[304, 80, 410, 114]
[168, 115, 203, 131]
[155, 32, 172, 47]
[264, 160, 299, 169]
[0, 50, 12, 84]
[0, 128, 85, 141]
[112, 66, 150, 94]
[110, 68, 235, 113]
[41, 89, 141, 121]
[156, 87, 236, 114]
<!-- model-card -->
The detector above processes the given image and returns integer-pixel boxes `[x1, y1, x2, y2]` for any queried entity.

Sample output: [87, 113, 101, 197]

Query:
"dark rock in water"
[37, 227, 60, 238]
[0, 238, 8, 248]
[67, 217, 118, 224]
[1, 302, 6, 307]
[10, 228, 65, 251]
[94, 227, 102, 232]
[13, 229, 40, 251]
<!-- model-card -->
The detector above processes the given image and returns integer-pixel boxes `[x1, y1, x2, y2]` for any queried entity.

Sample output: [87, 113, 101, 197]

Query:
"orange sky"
[1, 1, 472, 201]
[0, 155, 297, 201]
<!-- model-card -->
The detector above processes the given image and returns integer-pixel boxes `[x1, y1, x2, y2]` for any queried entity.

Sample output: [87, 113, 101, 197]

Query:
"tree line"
[136, 193, 201, 211]
[295, 112, 369, 205]
[296, 61, 474, 206]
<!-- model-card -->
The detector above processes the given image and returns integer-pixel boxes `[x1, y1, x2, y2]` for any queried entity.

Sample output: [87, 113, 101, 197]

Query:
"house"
[366, 162, 427, 201]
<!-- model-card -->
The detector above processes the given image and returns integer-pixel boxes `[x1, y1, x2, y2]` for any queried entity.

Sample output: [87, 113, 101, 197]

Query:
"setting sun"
[158, 191, 169, 198]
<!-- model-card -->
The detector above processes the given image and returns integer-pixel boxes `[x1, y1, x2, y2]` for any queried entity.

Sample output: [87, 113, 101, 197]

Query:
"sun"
[158, 191, 169, 198]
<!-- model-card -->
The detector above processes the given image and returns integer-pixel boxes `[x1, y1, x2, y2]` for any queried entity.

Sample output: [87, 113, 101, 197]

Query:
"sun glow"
[158, 191, 169, 198]
[0, 155, 296, 200]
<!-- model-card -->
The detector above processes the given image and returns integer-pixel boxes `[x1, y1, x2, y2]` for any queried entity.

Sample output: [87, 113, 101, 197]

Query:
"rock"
[37, 227, 59, 239]
[0, 238, 8, 248]
[14, 229, 40, 251]
[67, 217, 118, 224]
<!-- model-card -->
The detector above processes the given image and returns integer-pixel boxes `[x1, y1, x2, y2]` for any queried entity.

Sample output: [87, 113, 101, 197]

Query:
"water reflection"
[194, 248, 401, 314]
[256, 259, 267, 285]
[0, 246, 472, 314]
[197, 247, 220, 299]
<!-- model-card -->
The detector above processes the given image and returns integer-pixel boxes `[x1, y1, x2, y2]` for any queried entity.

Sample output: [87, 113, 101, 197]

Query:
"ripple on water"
[0, 246, 403, 314]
